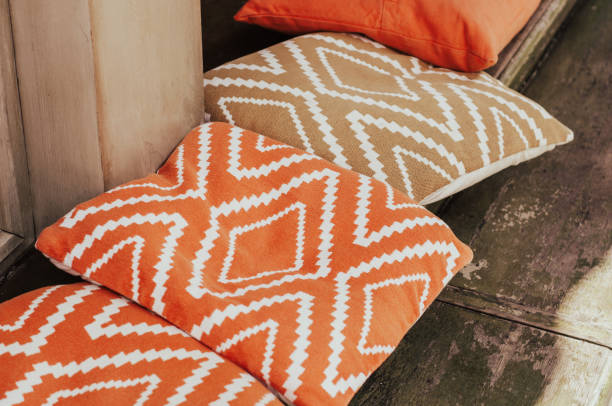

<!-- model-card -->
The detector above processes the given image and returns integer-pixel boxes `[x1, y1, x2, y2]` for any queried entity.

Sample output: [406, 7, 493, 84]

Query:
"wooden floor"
[1, 0, 610, 404]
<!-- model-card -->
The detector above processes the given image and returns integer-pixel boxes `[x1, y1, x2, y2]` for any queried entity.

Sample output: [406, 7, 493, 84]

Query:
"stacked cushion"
[204, 32, 573, 204]
[36, 122, 472, 405]
[0, 283, 282, 405]
[234, 0, 541, 71]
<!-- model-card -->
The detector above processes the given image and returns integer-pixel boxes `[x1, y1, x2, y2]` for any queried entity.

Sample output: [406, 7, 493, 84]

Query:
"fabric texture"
[234, 0, 540, 72]
[0, 283, 281, 406]
[204, 33, 574, 205]
[36, 122, 472, 405]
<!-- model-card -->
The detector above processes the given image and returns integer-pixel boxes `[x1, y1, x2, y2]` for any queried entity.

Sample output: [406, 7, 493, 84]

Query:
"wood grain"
[0, 0, 33, 240]
[9, 0, 105, 232]
[9, 0, 204, 232]
[89, 0, 204, 189]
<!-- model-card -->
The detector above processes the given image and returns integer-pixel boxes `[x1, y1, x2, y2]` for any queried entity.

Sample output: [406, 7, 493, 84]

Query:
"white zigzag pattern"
[45, 121, 469, 401]
[490, 107, 529, 159]
[85, 297, 189, 340]
[210, 373, 258, 406]
[255, 134, 292, 151]
[63, 212, 188, 315]
[0, 285, 97, 357]
[353, 176, 446, 246]
[324, 241, 460, 397]
[84, 235, 145, 301]
[190, 292, 314, 402]
[0, 285, 61, 332]
[204, 76, 350, 169]
[393, 145, 454, 199]
[205, 32, 570, 207]
[383, 182, 421, 210]
[219, 96, 316, 155]
[413, 62, 554, 121]
[315, 46, 419, 101]
[41, 375, 161, 406]
[346, 110, 465, 190]
[59, 126, 211, 229]
[110, 144, 185, 192]
[255, 393, 280, 406]
[448, 83, 546, 148]
[305, 33, 420, 79]
[187, 169, 338, 299]
[165, 353, 225, 406]
[227, 125, 316, 179]
[215, 321, 278, 384]
[1, 347, 213, 406]
[285, 39, 466, 141]
[358, 273, 430, 355]
[220, 202, 306, 284]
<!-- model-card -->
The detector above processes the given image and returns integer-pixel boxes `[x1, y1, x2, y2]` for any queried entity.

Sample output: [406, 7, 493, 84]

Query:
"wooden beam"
[0, 0, 33, 240]
[0, 230, 22, 265]
[9, 0, 204, 233]
[9, 0, 105, 233]
[89, 0, 204, 189]
[487, 0, 579, 89]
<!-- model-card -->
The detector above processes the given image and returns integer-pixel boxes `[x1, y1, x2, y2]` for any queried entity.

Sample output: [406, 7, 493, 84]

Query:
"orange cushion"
[36, 122, 472, 405]
[0, 283, 282, 405]
[234, 0, 540, 72]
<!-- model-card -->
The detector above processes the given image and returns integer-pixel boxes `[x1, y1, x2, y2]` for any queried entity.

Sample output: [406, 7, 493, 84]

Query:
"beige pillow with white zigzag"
[204, 32, 573, 204]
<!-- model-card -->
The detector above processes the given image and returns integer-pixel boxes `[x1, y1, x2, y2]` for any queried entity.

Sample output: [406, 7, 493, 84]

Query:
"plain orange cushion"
[234, 0, 540, 72]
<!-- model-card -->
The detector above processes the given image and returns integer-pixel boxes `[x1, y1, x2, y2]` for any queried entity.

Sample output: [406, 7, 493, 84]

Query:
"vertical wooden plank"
[0, 0, 33, 239]
[90, 0, 204, 189]
[10, 0, 204, 232]
[9, 0, 105, 232]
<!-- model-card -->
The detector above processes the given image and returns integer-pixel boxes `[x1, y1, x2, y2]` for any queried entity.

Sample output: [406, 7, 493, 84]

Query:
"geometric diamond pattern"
[36, 122, 472, 405]
[205, 32, 573, 205]
[0, 283, 282, 405]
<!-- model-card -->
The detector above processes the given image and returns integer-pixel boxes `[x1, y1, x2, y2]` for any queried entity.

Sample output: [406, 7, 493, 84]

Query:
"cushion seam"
[238, 13, 493, 63]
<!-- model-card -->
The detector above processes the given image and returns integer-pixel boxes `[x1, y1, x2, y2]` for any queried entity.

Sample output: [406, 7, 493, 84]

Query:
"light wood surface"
[90, 0, 204, 189]
[9, 0, 203, 232]
[0, 0, 33, 241]
[9, 0, 105, 232]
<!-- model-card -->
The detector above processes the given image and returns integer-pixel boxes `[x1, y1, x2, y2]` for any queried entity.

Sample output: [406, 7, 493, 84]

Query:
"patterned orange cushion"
[36, 122, 472, 405]
[0, 283, 281, 405]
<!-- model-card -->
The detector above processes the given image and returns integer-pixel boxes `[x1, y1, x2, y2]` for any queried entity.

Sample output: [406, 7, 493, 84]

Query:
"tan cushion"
[204, 32, 573, 204]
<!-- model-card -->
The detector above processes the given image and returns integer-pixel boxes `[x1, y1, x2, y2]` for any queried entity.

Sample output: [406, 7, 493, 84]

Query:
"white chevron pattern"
[0, 284, 283, 405]
[205, 32, 573, 205]
[35, 122, 472, 404]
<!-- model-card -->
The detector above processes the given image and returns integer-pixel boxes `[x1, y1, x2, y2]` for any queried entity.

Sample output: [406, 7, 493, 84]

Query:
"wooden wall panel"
[9, 0, 105, 232]
[0, 0, 33, 240]
[90, 0, 204, 189]
[10, 0, 204, 232]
